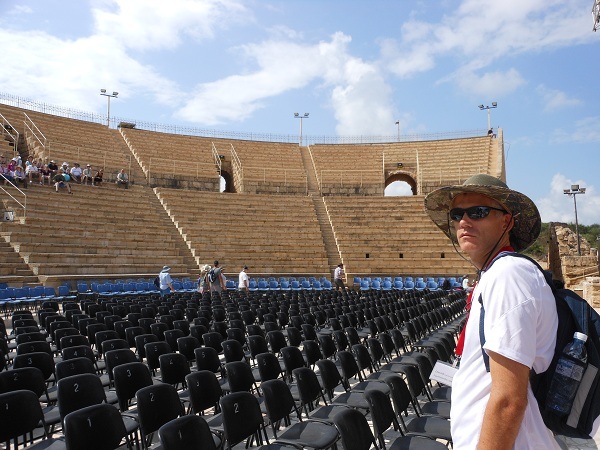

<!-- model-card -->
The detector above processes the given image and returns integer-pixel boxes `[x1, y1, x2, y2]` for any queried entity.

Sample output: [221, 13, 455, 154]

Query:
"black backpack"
[479, 252, 600, 438]
[208, 268, 219, 283]
[153, 276, 160, 289]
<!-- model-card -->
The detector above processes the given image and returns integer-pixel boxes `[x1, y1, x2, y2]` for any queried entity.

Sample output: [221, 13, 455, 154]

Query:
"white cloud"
[536, 85, 582, 112]
[176, 32, 395, 133]
[550, 117, 600, 144]
[537, 173, 600, 225]
[92, 0, 248, 51]
[453, 68, 525, 97]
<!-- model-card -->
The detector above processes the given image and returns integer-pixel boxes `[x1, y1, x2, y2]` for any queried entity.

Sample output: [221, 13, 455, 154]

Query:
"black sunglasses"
[449, 206, 507, 222]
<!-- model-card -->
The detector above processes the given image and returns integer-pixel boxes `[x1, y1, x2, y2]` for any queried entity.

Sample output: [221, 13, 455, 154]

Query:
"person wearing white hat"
[424, 174, 559, 449]
[158, 265, 174, 297]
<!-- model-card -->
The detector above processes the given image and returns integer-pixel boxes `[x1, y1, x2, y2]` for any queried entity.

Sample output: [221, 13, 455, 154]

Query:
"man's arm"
[477, 350, 530, 450]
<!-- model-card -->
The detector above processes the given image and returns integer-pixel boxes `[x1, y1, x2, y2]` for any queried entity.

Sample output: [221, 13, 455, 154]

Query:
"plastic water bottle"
[546, 332, 588, 416]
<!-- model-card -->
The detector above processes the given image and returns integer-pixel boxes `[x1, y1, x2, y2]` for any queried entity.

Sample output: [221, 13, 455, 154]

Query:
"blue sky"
[1, 0, 599, 225]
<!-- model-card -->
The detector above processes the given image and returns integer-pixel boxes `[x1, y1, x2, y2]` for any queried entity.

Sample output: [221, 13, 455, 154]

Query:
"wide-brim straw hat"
[200, 264, 211, 274]
[423, 174, 541, 252]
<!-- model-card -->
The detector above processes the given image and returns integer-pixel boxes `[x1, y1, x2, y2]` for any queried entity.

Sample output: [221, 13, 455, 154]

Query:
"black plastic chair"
[281, 346, 306, 382]
[159, 352, 191, 390]
[158, 415, 221, 450]
[136, 383, 185, 449]
[177, 335, 200, 363]
[365, 388, 449, 450]
[0, 389, 57, 448]
[144, 341, 172, 375]
[332, 407, 379, 450]
[104, 348, 138, 385]
[220, 391, 268, 450]
[113, 361, 153, 414]
[63, 403, 132, 450]
[261, 379, 339, 449]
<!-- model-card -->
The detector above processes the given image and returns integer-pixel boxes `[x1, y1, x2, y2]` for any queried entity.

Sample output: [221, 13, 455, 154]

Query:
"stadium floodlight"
[294, 112, 309, 146]
[564, 184, 586, 255]
[100, 89, 119, 128]
[395, 120, 400, 142]
[478, 102, 498, 131]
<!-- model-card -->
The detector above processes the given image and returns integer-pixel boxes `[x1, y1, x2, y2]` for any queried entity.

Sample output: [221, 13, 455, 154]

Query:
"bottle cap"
[574, 332, 588, 342]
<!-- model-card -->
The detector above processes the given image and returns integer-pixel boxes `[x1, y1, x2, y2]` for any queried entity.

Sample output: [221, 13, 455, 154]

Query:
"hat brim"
[424, 184, 541, 252]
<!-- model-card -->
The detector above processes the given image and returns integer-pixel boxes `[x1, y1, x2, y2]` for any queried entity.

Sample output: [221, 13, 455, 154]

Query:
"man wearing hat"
[82, 164, 93, 185]
[238, 266, 249, 293]
[158, 265, 175, 297]
[424, 174, 559, 449]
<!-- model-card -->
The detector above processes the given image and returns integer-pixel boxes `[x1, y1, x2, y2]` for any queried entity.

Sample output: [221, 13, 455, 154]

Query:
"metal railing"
[318, 169, 383, 190]
[0, 112, 19, 155]
[147, 157, 217, 180]
[0, 179, 26, 221]
[230, 144, 243, 192]
[0, 93, 487, 145]
[211, 142, 222, 176]
[23, 112, 47, 151]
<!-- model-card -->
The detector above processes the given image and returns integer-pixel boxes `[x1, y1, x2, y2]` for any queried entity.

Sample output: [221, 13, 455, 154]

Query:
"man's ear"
[504, 214, 515, 232]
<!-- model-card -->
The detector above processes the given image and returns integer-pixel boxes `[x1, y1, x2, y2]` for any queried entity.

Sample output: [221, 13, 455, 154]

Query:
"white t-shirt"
[334, 266, 344, 280]
[158, 271, 172, 290]
[450, 255, 559, 449]
[238, 270, 249, 288]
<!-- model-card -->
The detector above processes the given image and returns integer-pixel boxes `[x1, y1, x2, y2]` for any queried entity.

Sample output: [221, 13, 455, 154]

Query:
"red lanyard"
[454, 246, 514, 357]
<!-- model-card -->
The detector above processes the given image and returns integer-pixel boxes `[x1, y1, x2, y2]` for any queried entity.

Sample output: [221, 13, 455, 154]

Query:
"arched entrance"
[384, 172, 417, 196]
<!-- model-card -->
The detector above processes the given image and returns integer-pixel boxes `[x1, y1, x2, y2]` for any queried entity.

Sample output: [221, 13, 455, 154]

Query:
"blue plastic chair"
[382, 280, 392, 291]
[404, 280, 415, 290]
[280, 281, 291, 291]
[248, 280, 258, 292]
[268, 280, 280, 291]
[426, 280, 439, 290]
[415, 281, 426, 291]
[312, 281, 323, 291]
[393, 280, 404, 291]
[360, 280, 370, 291]
[353, 277, 361, 288]
[225, 280, 237, 290]
[301, 280, 312, 290]
[322, 280, 333, 290]
[290, 281, 301, 291]
[371, 280, 381, 290]
[258, 280, 269, 291]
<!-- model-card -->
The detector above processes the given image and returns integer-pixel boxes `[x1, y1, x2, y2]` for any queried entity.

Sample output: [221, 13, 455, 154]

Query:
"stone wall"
[549, 223, 599, 289]
[584, 277, 600, 308]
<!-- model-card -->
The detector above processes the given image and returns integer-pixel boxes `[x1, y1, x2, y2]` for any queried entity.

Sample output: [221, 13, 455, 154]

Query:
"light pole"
[100, 89, 118, 128]
[395, 120, 400, 142]
[563, 184, 586, 256]
[478, 102, 497, 131]
[294, 112, 309, 146]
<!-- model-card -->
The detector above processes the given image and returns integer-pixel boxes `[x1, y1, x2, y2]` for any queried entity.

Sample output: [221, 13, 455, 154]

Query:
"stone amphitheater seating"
[156, 188, 330, 275]
[0, 183, 190, 284]
[0, 102, 497, 285]
[309, 144, 385, 196]
[324, 196, 470, 276]
[0, 104, 136, 184]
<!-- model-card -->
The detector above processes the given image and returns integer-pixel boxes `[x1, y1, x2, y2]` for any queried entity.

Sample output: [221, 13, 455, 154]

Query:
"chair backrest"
[136, 383, 184, 442]
[256, 352, 283, 382]
[0, 389, 48, 446]
[293, 367, 326, 413]
[63, 403, 128, 450]
[220, 391, 264, 450]
[159, 352, 191, 386]
[185, 370, 223, 414]
[12, 351, 55, 381]
[158, 415, 217, 450]
[145, 341, 172, 371]
[105, 348, 138, 382]
[195, 346, 223, 375]
[56, 357, 97, 381]
[58, 373, 107, 423]
[225, 361, 256, 393]
[281, 346, 306, 379]
[332, 405, 377, 450]
[364, 388, 400, 448]
[0, 367, 47, 398]
[222, 339, 245, 364]
[260, 378, 296, 424]
[113, 362, 153, 412]
[315, 359, 345, 400]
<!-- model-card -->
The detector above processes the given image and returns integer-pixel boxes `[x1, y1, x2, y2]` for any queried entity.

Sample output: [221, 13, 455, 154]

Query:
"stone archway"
[384, 171, 417, 196]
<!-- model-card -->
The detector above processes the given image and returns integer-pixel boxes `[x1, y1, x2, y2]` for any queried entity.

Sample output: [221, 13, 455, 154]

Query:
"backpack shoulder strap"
[478, 251, 567, 373]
